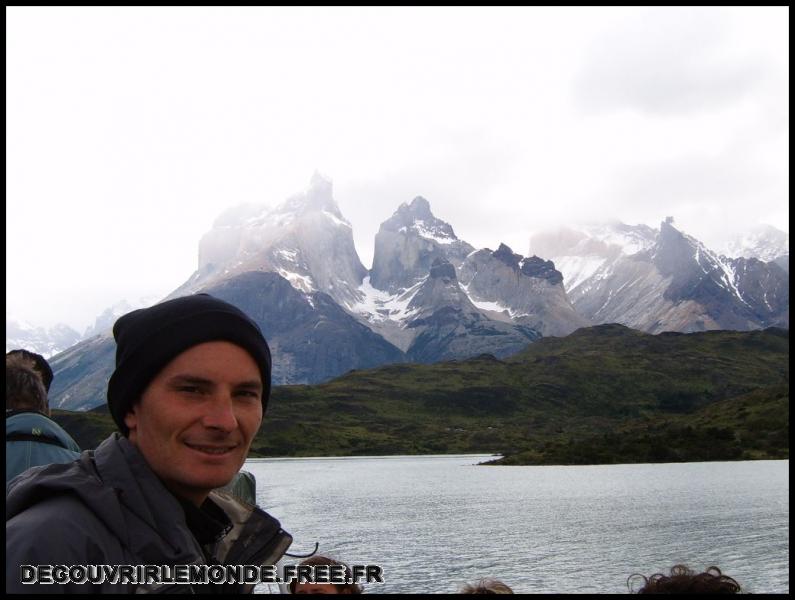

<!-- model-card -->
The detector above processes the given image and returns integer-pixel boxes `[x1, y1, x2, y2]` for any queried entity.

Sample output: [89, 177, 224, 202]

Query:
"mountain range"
[51, 325, 789, 464]
[25, 174, 789, 410]
[6, 296, 159, 359]
[529, 217, 788, 333]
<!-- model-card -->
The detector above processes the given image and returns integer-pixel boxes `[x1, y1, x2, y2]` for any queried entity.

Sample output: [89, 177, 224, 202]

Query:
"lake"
[245, 456, 789, 594]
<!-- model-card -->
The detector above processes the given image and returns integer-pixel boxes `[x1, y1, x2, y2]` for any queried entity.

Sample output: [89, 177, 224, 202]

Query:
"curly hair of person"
[459, 578, 514, 594]
[628, 564, 743, 594]
[288, 554, 363, 594]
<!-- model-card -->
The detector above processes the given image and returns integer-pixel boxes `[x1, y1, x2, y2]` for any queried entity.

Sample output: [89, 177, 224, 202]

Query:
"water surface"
[246, 456, 788, 594]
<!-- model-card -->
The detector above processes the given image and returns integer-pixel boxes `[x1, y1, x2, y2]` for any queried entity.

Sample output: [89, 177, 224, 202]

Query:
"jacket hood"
[6, 410, 81, 452]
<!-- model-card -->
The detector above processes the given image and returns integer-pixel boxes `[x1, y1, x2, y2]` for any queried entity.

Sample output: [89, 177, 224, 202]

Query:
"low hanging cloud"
[573, 7, 769, 116]
[606, 151, 785, 248]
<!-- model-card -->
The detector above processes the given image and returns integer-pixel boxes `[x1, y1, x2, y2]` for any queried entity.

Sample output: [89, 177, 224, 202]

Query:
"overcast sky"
[6, 7, 789, 333]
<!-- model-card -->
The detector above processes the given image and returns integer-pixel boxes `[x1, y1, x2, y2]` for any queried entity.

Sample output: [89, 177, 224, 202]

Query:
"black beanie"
[107, 294, 272, 435]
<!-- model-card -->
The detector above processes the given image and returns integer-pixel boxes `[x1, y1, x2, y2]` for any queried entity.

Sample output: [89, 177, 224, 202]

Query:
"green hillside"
[51, 325, 789, 465]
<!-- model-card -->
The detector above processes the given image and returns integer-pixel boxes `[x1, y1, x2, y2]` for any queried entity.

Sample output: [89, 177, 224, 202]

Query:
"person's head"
[107, 294, 272, 506]
[459, 578, 514, 594]
[6, 359, 49, 415]
[6, 349, 54, 392]
[628, 565, 743, 594]
[289, 555, 362, 594]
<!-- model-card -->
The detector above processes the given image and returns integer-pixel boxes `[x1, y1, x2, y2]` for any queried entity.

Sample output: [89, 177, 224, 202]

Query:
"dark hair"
[288, 555, 362, 594]
[459, 578, 514, 594]
[6, 361, 49, 413]
[6, 349, 54, 391]
[628, 565, 743, 594]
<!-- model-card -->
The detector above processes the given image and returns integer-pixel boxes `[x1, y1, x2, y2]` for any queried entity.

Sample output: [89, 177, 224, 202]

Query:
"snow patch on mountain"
[6, 319, 82, 358]
[275, 268, 316, 293]
[587, 224, 656, 255]
[276, 249, 299, 262]
[686, 232, 749, 306]
[721, 225, 789, 262]
[348, 276, 423, 324]
[458, 282, 530, 319]
[322, 210, 352, 229]
[554, 256, 608, 292]
[407, 220, 457, 245]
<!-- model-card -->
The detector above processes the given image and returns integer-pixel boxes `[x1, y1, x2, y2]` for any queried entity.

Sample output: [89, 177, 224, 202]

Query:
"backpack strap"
[6, 432, 67, 448]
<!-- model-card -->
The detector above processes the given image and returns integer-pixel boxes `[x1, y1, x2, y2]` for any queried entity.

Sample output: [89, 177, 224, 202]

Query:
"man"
[6, 351, 81, 486]
[6, 294, 292, 593]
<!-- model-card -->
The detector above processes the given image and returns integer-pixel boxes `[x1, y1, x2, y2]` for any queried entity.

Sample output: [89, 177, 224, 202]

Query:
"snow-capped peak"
[399, 219, 457, 245]
[721, 224, 789, 262]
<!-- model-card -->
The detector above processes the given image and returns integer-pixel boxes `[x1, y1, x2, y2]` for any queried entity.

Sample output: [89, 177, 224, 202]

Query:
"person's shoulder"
[6, 496, 122, 593]
[7, 491, 97, 536]
[6, 409, 49, 430]
[7, 493, 123, 566]
[6, 410, 82, 452]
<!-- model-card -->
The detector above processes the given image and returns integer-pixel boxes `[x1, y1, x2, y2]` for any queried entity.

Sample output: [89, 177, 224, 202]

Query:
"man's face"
[124, 341, 263, 505]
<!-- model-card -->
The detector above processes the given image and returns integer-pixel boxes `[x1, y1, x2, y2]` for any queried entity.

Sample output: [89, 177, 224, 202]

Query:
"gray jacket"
[6, 433, 292, 593]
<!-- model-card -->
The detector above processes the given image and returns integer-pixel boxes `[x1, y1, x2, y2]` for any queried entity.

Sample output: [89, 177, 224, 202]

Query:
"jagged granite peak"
[175, 173, 366, 309]
[458, 245, 589, 337]
[647, 219, 754, 312]
[651, 218, 698, 278]
[408, 261, 473, 322]
[379, 196, 459, 242]
[520, 256, 563, 285]
[491, 243, 563, 285]
[403, 196, 435, 221]
[370, 196, 474, 293]
[357, 249, 543, 362]
[402, 258, 543, 363]
[539, 218, 789, 333]
[493, 243, 522, 268]
[280, 170, 341, 218]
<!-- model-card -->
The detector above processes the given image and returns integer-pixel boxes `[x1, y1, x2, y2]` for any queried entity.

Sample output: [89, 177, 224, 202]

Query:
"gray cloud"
[336, 136, 522, 267]
[573, 8, 768, 115]
[605, 151, 785, 248]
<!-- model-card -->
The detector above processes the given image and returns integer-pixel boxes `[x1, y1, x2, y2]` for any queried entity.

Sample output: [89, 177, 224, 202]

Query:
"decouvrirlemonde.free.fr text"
[20, 564, 385, 586]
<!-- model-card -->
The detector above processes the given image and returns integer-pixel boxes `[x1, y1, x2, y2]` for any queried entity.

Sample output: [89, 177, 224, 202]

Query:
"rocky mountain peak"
[659, 217, 684, 240]
[493, 243, 522, 268]
[310, 169, 332, 192]
[370, 196, 472, 293]
[429, 258, 457, 282]
[405, 196, 434, 220]
[652, 219, 697, 277]
[187, 173, 365, 309]
[384, 196, 454, 236]
[520, 256, 563, 285]
[282, 171, 342, 219]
